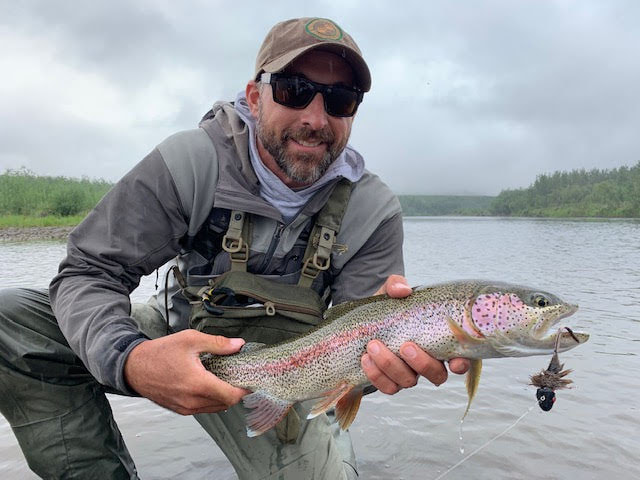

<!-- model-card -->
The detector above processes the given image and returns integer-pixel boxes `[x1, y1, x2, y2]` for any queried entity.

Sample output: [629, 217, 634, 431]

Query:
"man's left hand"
[360, 274, 471, 394]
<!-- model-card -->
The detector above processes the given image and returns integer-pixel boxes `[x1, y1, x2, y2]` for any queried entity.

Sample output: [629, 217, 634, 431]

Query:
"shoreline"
[1, 214, 637, 243]
[0, 226, 74, 243]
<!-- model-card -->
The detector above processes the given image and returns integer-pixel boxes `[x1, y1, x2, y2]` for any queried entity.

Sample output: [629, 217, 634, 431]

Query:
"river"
[1, 217, 638, 479]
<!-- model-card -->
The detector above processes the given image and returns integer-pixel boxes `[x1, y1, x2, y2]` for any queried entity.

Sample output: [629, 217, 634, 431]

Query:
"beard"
[256, 102, 348, 185]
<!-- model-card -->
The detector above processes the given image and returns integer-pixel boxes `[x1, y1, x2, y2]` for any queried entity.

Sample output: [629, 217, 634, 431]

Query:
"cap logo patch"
[305, 18, 343, 41]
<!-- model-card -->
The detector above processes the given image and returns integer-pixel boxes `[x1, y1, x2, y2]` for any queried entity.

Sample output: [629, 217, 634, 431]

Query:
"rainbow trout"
[200, 280, 589, 437]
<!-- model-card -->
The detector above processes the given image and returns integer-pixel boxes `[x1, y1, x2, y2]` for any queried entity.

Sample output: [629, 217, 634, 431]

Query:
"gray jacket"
[49, 102, 404, 394]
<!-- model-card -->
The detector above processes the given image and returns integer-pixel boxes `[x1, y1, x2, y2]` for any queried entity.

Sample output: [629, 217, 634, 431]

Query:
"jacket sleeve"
[49, 148, 189, 394]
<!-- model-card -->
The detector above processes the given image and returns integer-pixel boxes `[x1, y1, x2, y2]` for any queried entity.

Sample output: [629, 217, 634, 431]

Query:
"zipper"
[230, 289, 321, 316]
[256, 222, 285, 273]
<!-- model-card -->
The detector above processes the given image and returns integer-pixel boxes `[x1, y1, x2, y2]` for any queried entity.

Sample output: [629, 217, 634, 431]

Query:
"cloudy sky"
[1, 0, 638, 195]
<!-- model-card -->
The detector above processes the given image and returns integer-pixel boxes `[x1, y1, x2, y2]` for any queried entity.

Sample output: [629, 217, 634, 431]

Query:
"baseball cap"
[254, 17, 371, 92]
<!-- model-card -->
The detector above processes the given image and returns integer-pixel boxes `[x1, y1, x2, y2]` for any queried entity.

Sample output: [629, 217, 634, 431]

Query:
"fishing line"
[432, 400, 539, 480]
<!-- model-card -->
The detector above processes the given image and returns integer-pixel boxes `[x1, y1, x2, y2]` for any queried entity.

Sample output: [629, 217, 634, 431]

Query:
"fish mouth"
[534, 304, 589, 352]
[545, 326, 590, 351]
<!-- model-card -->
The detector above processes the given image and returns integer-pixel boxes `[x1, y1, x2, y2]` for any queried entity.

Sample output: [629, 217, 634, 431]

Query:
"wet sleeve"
[49, 148, 189, 394]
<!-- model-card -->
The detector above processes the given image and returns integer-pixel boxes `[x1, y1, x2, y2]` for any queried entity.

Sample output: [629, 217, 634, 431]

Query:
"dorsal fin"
[240, 342, 267, 354]
[324, 293, 394, 323]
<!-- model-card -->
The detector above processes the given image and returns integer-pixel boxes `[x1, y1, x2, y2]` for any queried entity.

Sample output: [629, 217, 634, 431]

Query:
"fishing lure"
[530, 327, 580, 411]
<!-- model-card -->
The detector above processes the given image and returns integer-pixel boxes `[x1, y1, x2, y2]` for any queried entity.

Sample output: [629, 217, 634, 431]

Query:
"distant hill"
[398, 195, 494, 216]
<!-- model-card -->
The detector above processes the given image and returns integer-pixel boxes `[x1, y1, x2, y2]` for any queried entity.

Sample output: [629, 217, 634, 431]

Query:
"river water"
[1, 217, 638, 479]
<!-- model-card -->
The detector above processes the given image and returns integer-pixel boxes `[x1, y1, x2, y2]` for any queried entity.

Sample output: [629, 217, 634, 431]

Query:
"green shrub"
[51, 188, 87, 216]
[0, 168, 112, 218]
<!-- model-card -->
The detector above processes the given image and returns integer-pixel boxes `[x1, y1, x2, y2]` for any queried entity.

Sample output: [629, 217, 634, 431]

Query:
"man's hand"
[361, 274, 471, 394]
[124, 330, 249, 415]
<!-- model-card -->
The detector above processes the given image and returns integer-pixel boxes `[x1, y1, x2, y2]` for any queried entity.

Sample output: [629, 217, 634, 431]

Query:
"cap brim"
[260, 43, 371, 92]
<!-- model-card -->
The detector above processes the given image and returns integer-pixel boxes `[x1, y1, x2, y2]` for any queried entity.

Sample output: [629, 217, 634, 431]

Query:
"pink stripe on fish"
[234, 306, 428, 378]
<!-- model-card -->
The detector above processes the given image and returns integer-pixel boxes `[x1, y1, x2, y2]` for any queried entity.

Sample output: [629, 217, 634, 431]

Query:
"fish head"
[467, 283, 589, 356]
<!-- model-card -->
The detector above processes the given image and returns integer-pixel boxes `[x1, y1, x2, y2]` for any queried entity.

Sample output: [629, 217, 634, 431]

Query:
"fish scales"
[208, 299, 463, 395]
[200, 280, 589, 437]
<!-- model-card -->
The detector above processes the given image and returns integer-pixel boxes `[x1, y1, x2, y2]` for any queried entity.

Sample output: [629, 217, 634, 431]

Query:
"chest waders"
[179, 179, 352, 442]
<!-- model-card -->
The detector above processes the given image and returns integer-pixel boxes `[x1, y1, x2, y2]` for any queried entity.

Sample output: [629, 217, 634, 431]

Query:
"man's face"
[247, 50, 356, 188]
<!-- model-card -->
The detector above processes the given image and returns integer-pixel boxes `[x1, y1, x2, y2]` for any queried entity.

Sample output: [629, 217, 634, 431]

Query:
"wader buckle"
[222, 210, 250, 268]
[222, 237, 249, 263]
[222, 235, 243, 253]
[300, 225, 334, 282]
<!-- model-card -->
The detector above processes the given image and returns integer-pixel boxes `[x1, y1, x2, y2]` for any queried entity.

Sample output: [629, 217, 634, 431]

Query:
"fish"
[200, 280, 589, 437]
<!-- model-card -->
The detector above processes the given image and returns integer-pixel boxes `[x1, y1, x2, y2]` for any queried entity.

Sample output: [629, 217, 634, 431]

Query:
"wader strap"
[299, 178, 352, 287]
[222, 211, 250, 271]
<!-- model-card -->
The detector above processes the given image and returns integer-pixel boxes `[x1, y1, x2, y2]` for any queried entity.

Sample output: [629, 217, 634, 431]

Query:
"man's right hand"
[124, 330, 249, 415]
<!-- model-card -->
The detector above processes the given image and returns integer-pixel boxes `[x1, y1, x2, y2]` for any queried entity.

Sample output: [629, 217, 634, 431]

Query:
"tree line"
[490, 161, 640, 217]
[398, 195, 493, 216]
[1, 162, 639, 222]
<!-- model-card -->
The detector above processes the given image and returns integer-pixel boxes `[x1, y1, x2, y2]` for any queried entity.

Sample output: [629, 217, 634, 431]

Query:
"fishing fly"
[529, 327, 580, 411]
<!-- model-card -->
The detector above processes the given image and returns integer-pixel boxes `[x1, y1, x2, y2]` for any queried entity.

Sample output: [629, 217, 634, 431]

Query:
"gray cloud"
[1, 0, 638, 194]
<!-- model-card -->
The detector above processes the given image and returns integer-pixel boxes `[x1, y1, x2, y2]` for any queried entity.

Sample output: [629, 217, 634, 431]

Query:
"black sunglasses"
[260, 73, 363, 117]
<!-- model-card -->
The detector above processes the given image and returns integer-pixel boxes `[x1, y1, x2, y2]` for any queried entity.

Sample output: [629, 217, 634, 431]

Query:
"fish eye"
[533, 295, 550, 307]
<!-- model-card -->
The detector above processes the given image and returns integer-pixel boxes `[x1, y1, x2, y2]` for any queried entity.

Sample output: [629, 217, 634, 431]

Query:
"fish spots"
[202, 282, 577, 416]
[470, 292, 536, 336]
[472, 293, 500, 334]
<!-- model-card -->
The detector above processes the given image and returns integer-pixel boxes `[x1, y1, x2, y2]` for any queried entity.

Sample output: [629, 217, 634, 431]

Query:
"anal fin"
[463, 359, 483, 419]
[242, 390, 294, 437]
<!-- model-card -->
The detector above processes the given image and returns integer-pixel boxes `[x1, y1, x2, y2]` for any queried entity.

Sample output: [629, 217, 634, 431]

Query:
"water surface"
[1, 217, 638, 479]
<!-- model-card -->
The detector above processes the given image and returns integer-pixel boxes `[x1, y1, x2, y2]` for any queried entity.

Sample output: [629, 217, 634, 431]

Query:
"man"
[0, 17, 469, 479]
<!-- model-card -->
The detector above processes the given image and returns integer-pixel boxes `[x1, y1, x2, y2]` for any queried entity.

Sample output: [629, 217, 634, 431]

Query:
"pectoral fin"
[242, 390, 294, 437]
[446, 316, 485, 345]
[463, 359, 483, 419]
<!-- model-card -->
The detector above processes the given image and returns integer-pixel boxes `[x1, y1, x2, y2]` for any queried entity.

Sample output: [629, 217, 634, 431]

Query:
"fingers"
[158, 366, 249, 416]
[172, 382, 248, 416]
[374, 274, 412, 298]
[361, 341, 472, 396]
[198, 372, 250, 406]
[123, 331, 249, 415]
[448, 357, 471, 375]
[179, 330, 245, 355]
[362, 340, 419, 394]
[167, 380, 248, 415]
[361, 354, 401, 394]
[203, 334, 245, 355]
[399, 342, 448, 386]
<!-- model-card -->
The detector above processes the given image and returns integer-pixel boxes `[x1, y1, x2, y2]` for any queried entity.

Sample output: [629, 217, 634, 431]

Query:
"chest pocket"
[185, 270, 326, 344]
[182, 178, 352, 344]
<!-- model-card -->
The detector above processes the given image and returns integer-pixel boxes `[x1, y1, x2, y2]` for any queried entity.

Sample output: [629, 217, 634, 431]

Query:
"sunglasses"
[260, 73, 363, 117]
